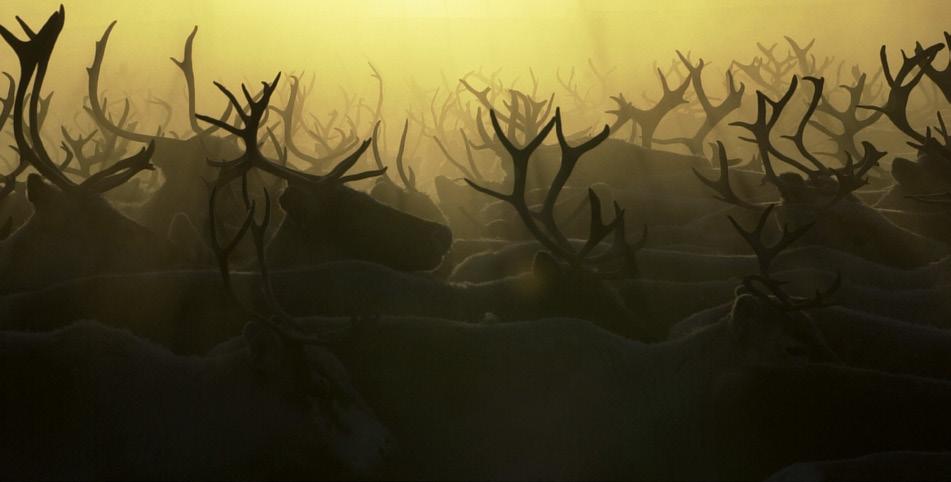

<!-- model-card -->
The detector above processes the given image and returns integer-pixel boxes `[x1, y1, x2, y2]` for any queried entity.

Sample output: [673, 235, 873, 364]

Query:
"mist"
[1, 0, 947, 143]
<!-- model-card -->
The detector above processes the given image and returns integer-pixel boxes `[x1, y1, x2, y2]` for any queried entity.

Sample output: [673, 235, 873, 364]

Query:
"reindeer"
[368, 120, 448, 225]
[0, 173, 650, 352]
[0, 7, 185, 293]
[331, 273, 951, 479]
[85, 20, 246, 234]
[864, 35, 951, 214]
[0, 188, 390, 479]
[694, 75, 948, 267]
[195, 73, 452, 271]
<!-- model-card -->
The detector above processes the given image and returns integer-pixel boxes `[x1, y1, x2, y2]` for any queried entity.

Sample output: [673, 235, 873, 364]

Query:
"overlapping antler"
[859, 41, 943, 147]
[271, 74, 359, 168]
[730, 76, 884, 206]
[655, 51, 745, 156]
[730, 204, 841, 311]
[197, 74, 385, 188]
[608, 68, 690, 148]
[370, 120, 416, 191]
[1, 6, 155, 194]
[466, 107, 645, 276]
[810, 72, 884, 161]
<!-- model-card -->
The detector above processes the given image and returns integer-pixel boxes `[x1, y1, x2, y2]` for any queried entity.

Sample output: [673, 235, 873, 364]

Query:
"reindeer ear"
[891, 157, 920, 186]
[279, 186, 308, 220]
[167, 212, 208, 263]
[242, 321, 288, 382]
[26, 174, 57, 209]
[727, 293, 762, 343]
[532, 251, 562, 287]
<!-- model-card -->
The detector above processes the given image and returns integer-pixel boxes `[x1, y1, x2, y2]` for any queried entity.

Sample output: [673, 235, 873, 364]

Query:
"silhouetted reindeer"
[0, 7, 184, 293]
[197, 74, 453, 271]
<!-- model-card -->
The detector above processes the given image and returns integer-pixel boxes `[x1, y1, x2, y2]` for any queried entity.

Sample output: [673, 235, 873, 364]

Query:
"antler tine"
[598, 203, 648, 278]
[575, 188, 623, 262]
[273, 74, 359, 167]
[322, 139, 387, 184]
[465, 109, 569, 258]
[731, 77, 822, 186]
[370, 121, 387, 171]
[85, 21, 160, 144]
[742, 272, 841, 311]
[784, 36, 818, 75]
[432, 133, 476, 181]
[907, 111, 951, 161]
[393, 119, 415, 191]
[692, 141, 759, 210]
[778, 76, 831, 175]
[169, 25, 203, 135]
[658, 50, 746, 156]
[245, 187, 288, 319]
[920, 31, 951, 103]
[0, 72, 15, 133]
[79, 141, 157, 193]
[907, 191, 951, 205]
[199, 73, 370, 187]
[538, 108, 611, 248]
[208, 181, 257, 301]
[859, 42, 943, 144]
[821, 141, 884, 208]
[620, 68, 690, 148]
[811, 72, 884, 161]
[1, 6, 81, 192]
[728, 204, 813, 276]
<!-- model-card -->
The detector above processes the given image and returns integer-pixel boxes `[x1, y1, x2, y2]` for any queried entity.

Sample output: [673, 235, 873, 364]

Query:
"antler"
[433, 128, 485, 182]
[730, 75, 881, 205]
[692, 141, 760, 210]
[271, 74, 358, 169]
[371, 120, 416, 191]
[608, 69, 690, 148]
[655, 51, 746, 156]
[728, 204, 812, 276]
[1, 7, 155, 194]
[920, 32, 951, 103]
[198, 74, 384, 188]
[859, 42, 943, 146]
[810, 72, 884, 161]
[466, 107, 643, 274]
[727, 202, 841, 311]
[0, 72, 15, 133]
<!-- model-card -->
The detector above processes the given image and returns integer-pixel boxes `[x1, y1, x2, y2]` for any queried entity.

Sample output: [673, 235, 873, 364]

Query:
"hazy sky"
[0, 1, 947, 134]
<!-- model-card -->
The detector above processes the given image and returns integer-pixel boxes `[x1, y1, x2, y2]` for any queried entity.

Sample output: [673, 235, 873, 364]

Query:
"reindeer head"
[466, 108, 661, 340]
[723, 205, 839, 364]
[0, 7, 181, 291]
[278, 180, 452, 271]
[210, 182, 393, 476]
[197, 74, 452, 272]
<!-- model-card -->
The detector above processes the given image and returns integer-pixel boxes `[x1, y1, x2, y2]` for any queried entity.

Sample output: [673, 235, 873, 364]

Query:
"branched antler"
[729, 204, 840, 311]
[198, 74, 384, 188]
[466, 107, 644, 275]
[433, 128, 484, 182]
[1, 6, 155, 194]
[692, 141, 759, 210]
[810, 72, 884, 161]
[731, 75, 883, 205]
[859, 42, 943, 146]
[655, 51, 745, 156]
[608, 68, 690, 148]
[371, 120, 416, 191]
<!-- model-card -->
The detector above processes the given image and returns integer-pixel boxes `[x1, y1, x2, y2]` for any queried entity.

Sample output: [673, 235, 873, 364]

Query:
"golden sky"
[0, 0, 946, 135]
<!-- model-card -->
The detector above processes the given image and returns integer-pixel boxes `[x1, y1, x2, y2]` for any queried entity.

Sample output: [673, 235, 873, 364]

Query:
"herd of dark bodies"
[4, 6, 951, 481]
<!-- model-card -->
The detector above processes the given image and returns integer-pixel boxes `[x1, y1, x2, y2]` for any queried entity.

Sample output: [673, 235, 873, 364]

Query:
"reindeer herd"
[4, 5, 951, 480]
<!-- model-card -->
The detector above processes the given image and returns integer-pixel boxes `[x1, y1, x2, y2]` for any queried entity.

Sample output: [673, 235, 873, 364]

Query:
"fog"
[1, 0, 947, 141]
